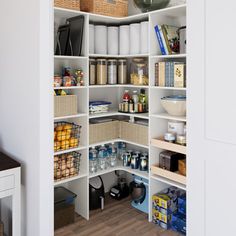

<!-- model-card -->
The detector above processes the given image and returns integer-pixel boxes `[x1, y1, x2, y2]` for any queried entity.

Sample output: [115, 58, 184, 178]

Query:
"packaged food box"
[153, 186, 185, 213]
[159, 220, 171, 230]
[152, 209, 160, 225]
[178, 195, 186, 215]
[171, 212, 186, 235]
[158, 210, 172, 224]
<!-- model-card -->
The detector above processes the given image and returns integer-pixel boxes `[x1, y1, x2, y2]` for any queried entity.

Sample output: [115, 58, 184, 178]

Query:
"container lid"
[54, 187, 77, 205]
[89, 176, 103, 189]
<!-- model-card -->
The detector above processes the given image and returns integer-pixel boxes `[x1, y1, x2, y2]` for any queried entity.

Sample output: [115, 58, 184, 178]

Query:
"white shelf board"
[54, 86, 87, 90]
[89, 54, 149, 58]
[89, 165, 149, 179]
[54, 173, 87, 186]
[89, 84, 149, 89]
[54, 113, 87, 120]
[54, 55, 87, 60]
[54, 145, 87, 155]
[150, 54, 187, 59]
[150, 86, 186, 91]
[151, 174, 186, 191]
[150, 113, 186, 122]
[149, 4, 186, 18]
[89, 139, 149, 149]
[89, 110, 149, 120]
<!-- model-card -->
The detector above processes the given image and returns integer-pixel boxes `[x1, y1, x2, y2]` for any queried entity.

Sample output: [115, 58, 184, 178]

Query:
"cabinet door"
[188, 0, 236, 235]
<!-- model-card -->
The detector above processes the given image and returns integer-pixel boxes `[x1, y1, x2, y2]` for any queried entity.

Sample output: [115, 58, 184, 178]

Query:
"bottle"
[123, 90, 130, 102]
[98, 145, 108, 170]
[129, 98, 134, 113]
[132, 90, 139, 113]
[89, 147, 98, 173]
[109, 143, 117, 167]
[139, 89, 147, 112]
[118, 142, 126, 161]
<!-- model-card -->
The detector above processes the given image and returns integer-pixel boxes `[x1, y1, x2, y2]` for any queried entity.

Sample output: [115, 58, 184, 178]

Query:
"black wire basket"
[54, 151, 81, 181]
[54, 121, 82, 152]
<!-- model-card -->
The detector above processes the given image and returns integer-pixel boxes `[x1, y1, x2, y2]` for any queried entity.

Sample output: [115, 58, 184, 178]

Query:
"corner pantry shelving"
[53, 2, 187, 230]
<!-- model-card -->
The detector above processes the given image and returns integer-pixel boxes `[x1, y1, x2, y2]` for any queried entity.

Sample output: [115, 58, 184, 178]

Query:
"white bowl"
[161, 97, 186, 116]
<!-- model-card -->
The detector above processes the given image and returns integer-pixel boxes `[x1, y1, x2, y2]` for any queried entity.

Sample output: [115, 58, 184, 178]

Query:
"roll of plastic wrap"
[140, 21, 149, 54]
[119, 25, 130, 55]
[130, 23, 140, 54]
[89, 24, 95, 54]
[108, 26, 119, 55]
[95, 25, 107, 54]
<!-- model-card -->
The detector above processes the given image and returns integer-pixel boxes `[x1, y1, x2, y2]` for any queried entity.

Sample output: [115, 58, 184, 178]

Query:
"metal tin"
[164, 132, 176, 143]
[176, 134, 186, 145]
[123, 153, 131, 167]
[131, 155, 139, 169]
[139, 156, 148, 171]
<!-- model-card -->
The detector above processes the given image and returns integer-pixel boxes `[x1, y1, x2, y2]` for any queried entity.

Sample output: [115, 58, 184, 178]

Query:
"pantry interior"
[53, 2, 186, 235]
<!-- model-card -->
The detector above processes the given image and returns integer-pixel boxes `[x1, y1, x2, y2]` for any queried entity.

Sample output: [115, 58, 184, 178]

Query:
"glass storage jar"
[130, 58, 148, 85]
[118, 59, 127, 84]
[107, 59, 117, 84]
[89, 58, 96, 85]
[96, 59, 107, 85]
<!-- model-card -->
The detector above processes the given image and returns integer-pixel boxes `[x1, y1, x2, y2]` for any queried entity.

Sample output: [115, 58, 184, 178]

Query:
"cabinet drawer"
[0, 175, 14, 192]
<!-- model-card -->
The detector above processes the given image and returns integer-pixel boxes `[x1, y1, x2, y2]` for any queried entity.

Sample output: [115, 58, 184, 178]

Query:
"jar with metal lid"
[89, 58, 96, 85]
[96, 59, 107, 85]
[107, 59, 117, 84]
[122, 152, 131, 167]
[176, 134, 186, 146]
[130, 58, 148, 85]
[139, 156, 148, 171]
[131, 155, 139, 169]
[118, 59, 127, 84]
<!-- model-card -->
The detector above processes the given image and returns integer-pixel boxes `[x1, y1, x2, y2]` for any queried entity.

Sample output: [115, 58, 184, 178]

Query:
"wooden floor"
[55, 196, 181, 236]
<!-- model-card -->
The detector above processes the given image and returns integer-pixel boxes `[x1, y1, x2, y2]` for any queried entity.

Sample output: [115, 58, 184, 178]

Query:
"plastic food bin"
[54, 187, 77, 229]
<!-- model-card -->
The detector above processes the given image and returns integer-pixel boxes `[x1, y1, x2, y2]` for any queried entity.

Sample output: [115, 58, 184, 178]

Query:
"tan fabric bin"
[89, 120, 120, 145]
[54, 95, 77, 117]
[80, 0, 128, 17]
[119, 121, 148, 146]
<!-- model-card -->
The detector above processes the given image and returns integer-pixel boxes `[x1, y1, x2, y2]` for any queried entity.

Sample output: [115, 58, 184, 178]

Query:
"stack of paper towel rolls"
[89, 21, 149, 55]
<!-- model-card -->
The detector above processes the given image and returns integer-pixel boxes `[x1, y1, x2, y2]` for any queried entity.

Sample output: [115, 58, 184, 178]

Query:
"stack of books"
[154, 24, 180, 55]
[155, 62, 186, 88]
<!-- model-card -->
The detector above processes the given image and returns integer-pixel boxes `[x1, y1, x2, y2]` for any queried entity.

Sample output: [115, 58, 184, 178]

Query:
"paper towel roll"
[130, 23, 140, 54]
[140, 21, 149, 54]
[119, 25, 130, 55]
[108, 26, 119, 55]
[89, 24, 95, 54]
[95, 25, 107, 54]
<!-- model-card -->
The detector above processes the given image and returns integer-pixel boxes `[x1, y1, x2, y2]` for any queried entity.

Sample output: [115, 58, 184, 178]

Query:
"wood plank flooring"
[55, 196, 181, 236]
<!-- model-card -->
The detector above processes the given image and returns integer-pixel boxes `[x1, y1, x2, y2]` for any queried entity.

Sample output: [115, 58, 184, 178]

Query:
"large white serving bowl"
[161, 95, 186, 116]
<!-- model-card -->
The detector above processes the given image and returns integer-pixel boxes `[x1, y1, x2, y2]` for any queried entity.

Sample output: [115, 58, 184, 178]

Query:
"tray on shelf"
[151, 165, 186, 185]
[151, 137, 186, 155]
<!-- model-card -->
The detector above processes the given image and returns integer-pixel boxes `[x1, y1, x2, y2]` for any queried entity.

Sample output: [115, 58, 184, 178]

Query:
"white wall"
[0, 1, 53, 236]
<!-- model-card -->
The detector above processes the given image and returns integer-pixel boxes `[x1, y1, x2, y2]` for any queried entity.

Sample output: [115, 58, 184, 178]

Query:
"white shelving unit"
[53, 2, 187, 227]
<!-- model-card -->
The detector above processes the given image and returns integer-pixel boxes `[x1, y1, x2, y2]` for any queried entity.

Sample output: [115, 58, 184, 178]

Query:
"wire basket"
[54, 122, 82, 152]
[54, 151, 81, 181]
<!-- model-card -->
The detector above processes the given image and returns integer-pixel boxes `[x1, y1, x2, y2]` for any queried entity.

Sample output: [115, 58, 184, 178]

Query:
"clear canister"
[118, 59, 127, 84]
[96, 59, 107, 85]
[130, 58, 148, 85]
[89, 58, 96, 85]
[107, 59, 117, 84]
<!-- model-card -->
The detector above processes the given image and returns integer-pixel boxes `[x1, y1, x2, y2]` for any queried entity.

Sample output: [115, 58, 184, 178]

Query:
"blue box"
[178, 195, 186, 216]
[171, 212, 186, 235]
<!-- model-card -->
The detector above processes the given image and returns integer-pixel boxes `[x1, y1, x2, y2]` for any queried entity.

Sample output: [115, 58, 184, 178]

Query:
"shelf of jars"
[89, 143, 149, 179]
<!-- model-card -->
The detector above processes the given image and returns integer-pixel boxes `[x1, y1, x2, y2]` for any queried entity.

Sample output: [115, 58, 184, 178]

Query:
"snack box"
[159, 220, 171, 230]
[152, 209, 160, 225]
[171, 212, 186, 235]
[158, 210, 172, 224]
[178, 195, 186, 215]
[153, 186, 185, 213]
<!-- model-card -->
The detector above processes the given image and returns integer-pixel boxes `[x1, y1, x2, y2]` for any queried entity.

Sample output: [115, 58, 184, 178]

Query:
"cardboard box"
[152, 186, 185, 214]
[171, 212, 186, 235]
[174, 63, 186, 88]
[152, 210, 160, 225]
[178, 195, 186, 215]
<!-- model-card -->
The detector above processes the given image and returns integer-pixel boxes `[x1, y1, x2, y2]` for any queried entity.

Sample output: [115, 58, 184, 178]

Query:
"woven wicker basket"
[54, 95, 77, 117]
[80, 0, 128, 17]
[89, 120, 120, 144]
[55, 0, 80, 10]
